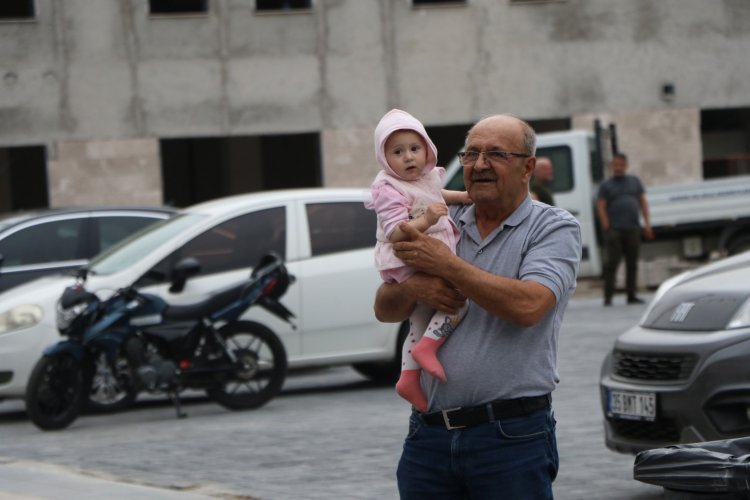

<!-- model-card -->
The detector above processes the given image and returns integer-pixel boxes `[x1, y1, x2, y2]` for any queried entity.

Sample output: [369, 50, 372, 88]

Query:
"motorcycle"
[25, 253, 295, 431]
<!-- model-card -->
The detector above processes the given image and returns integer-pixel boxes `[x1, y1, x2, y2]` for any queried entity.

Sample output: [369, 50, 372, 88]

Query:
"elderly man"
[375, 114, 581, 499]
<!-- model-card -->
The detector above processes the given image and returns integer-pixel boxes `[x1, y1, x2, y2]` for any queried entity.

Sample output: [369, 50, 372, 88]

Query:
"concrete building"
[1, 0, 749, 211]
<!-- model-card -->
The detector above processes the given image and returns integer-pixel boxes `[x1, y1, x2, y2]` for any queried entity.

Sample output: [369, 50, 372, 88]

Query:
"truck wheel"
[352, 321, 409, 384]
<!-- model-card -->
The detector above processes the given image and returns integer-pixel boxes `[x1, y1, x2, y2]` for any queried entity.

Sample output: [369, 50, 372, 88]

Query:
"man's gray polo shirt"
[423, 196, 581, 411]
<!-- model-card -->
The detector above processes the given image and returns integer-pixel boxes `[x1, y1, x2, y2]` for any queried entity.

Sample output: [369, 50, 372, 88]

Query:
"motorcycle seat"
[162, 280, 247, 321]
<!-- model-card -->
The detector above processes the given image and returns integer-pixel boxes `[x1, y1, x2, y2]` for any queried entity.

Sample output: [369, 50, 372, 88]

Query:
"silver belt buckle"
[441, 407, 466, 430]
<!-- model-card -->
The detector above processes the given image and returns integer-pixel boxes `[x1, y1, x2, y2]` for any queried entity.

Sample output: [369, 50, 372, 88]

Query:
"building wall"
[1, 0, 749, 202]
[574, 108, 703, 184]
[47, 138, 162, 206]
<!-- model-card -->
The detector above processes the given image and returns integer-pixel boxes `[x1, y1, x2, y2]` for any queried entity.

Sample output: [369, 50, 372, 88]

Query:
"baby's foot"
[411, 337, 447, 383]
[395, 369, 428, 413]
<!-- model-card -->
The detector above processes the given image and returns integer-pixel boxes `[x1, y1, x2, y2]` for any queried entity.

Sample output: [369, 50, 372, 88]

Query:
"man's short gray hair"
[466, 113, 537, 156]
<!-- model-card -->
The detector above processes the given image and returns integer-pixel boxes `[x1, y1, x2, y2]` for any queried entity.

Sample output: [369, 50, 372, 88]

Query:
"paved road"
[0, 290, 666, 499]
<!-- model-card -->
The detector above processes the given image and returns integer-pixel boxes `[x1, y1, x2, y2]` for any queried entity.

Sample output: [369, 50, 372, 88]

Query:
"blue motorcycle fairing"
[93, 328, 146, 369]
[42, 339, 87, 361]
[45, 328, 135, 365]
[84, 293, 167, 340]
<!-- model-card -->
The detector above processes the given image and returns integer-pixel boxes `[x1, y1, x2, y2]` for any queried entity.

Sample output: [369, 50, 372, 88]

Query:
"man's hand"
[374, 273, 467, 322]
[393, 222, 455, 276]
[401, 273, 466, 315]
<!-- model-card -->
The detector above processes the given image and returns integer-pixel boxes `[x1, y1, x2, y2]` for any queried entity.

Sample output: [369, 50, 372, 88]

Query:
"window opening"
[149, 0, 208, 15]
[256, 0, 312, 11]
[0, 1, 35, 19]
[413, 0, 466, 5]
[0, 146, 48, 213]
[701, 107, 750, 179]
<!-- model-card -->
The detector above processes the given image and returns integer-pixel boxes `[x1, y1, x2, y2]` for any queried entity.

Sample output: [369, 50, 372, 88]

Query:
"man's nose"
[473, 153, 491, 169]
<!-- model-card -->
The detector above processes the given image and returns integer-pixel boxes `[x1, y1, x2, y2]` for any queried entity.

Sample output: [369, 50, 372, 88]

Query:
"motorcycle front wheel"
[86, 351, 138, 413]
[26, 354, 85, 431]
[206, 320, 287, 410]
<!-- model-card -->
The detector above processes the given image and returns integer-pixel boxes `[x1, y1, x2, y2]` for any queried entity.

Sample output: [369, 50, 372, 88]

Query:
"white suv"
[0, 189, 404, 401]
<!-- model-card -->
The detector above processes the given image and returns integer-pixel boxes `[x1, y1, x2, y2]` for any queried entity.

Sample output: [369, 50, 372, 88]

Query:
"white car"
[0, 188, 405, 402]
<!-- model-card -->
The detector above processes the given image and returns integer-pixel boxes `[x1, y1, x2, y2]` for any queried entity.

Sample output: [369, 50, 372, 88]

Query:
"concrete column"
[48, 138, 163, 207]
[321, 127, 375, 188]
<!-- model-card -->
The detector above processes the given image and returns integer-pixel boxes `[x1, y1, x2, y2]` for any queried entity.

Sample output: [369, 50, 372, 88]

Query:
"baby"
[366, 109, 469, 412]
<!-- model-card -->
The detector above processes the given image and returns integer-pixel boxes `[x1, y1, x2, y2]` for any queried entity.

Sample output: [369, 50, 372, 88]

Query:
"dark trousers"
[397, 408, 558, 499]
[603, 227, 641, 301]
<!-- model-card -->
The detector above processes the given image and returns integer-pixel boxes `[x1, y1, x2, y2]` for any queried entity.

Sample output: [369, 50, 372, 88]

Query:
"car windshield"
[87, 214, 206, 275]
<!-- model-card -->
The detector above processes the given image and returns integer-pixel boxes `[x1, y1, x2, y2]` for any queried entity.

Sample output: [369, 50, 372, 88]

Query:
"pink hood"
[374, 109, 438, 179]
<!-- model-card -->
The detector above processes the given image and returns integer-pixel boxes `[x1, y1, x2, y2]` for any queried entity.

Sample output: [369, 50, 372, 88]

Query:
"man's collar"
[457, 195, 533, 237]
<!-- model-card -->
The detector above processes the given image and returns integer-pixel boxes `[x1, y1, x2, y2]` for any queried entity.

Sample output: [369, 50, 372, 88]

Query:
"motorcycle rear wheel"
[26, 354, 85, 431]
[206, 320, 287, 410]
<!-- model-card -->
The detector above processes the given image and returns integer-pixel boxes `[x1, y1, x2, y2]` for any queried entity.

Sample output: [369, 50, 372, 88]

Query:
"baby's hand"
[458, 191, 472, 204]
[425, 203, 448, 225]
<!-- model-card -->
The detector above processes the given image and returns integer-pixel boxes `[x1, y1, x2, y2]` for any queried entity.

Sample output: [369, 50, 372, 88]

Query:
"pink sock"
[395, 369, 428, 413]
[411, 337, 447, 382]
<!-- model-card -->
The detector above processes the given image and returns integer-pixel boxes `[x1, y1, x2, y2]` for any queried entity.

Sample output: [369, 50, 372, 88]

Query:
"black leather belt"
[419, 394, 551, 430]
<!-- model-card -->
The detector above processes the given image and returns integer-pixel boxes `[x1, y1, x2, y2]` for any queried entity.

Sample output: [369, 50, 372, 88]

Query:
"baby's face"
[384, 130, 428, 181]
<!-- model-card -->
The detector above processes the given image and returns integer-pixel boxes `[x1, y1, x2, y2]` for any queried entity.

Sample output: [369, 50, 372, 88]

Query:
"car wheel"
[352, 321, 408, 384]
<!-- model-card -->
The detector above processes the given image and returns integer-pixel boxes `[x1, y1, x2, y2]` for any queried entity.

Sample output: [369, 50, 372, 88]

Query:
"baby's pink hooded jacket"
[366, 109, 459, 283]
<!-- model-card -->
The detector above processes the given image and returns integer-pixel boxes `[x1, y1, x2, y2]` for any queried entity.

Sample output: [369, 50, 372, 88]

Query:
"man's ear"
[523, 156, 537, 182]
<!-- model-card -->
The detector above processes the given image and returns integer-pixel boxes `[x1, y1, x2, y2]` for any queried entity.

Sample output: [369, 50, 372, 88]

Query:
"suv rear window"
[0, 218, 87, 266]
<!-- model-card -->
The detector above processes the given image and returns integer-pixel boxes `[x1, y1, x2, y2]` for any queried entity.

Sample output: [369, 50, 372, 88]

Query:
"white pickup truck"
[444, 130, 750, 284]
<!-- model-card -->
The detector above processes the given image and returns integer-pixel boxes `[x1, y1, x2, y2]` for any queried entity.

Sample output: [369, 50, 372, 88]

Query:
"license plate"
[607, 390, 656, 421]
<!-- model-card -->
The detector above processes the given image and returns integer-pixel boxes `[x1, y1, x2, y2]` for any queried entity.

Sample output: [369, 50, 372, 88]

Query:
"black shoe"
[627, 297, 645, 305]
[603, 299, 612, 307]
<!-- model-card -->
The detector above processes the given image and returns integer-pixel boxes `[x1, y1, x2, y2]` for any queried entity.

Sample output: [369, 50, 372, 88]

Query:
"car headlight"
[728, 297, 750, 329]
[0, 304, 44, 335]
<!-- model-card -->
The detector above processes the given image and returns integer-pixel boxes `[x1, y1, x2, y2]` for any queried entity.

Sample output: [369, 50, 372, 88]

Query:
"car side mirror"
[169, 257, 201, 294]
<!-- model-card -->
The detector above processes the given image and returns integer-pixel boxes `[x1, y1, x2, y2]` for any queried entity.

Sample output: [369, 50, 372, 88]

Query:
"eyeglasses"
[457, 150, 530, 167]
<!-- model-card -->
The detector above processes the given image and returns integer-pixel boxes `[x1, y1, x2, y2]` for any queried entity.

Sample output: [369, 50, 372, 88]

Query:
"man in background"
[596, 152, 654, 306]
[530, 156, 555, 205]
